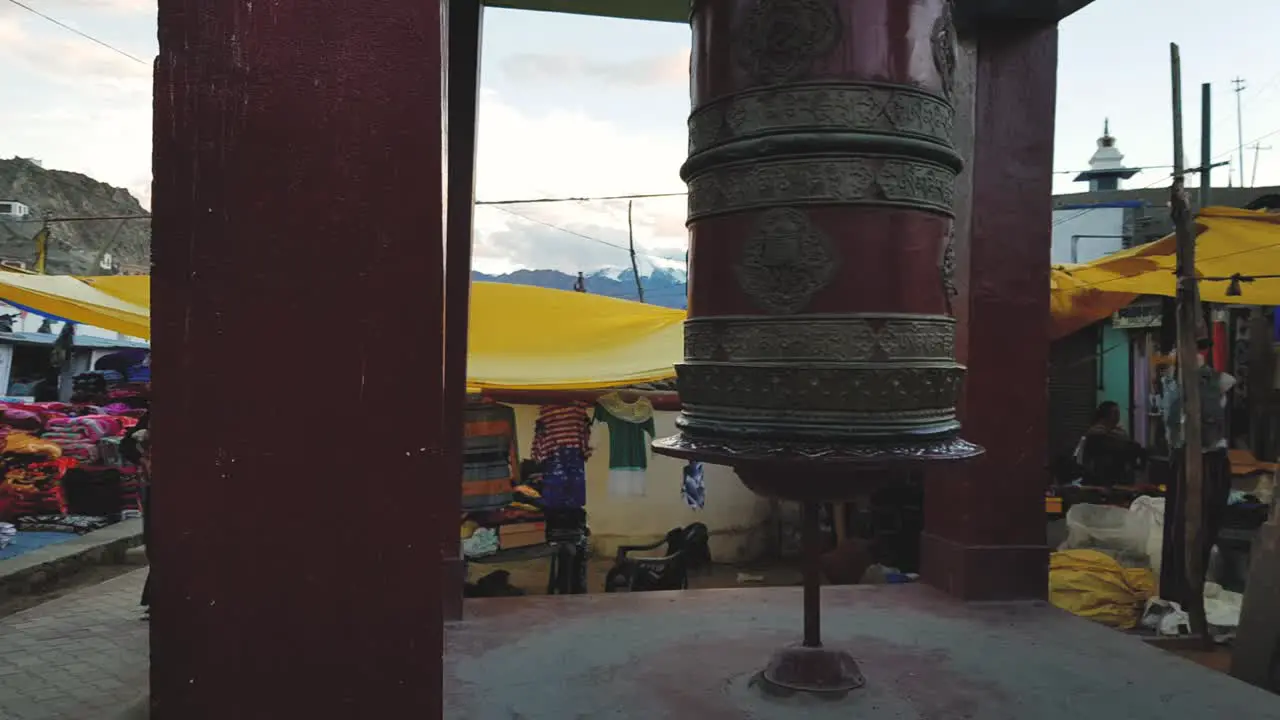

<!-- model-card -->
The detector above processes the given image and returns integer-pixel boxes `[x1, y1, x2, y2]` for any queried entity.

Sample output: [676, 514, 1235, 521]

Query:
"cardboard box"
[499, 521, 545, 549]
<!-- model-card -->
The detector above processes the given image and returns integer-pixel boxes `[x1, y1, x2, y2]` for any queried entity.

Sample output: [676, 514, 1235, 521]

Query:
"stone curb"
[0, 518, 145, 600]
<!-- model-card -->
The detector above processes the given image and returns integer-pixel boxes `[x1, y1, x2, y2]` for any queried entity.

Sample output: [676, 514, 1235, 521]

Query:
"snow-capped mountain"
[472, 266, 688, 309]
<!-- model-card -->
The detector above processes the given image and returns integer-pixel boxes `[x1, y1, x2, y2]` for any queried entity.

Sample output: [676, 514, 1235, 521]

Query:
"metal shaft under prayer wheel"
[653, 0, 981, 698]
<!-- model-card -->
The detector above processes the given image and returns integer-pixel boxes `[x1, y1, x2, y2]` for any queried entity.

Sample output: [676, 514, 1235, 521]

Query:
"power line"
[14, 214, 150, 223]
[478, 172, 1177, 206]
[477, 191, 685, 206]
[484, 204, 679, 265]
[3, 0, 148, 65]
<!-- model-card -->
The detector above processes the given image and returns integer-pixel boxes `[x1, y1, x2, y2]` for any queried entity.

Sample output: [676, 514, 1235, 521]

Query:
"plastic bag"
[1127, 496, 1166, 574]
[1062, 503, 1148, 557]
[1050, 549, 1157, 629]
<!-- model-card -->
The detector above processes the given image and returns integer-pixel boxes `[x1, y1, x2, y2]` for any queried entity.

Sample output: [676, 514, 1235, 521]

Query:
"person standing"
[1158, 339, 1235, 607]
[121, 413, 151, 619]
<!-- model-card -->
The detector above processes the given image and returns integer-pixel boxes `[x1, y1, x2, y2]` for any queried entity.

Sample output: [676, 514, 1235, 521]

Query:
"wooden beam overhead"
[485, 0, 687, 24]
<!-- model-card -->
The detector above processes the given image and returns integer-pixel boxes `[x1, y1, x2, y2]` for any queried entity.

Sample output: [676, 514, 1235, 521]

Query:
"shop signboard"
[1112, 300, 1162, 329]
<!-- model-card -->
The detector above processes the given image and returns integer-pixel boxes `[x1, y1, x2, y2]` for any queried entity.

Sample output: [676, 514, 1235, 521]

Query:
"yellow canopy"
[466, 282, 683, 390]
[79, 275, 151, 309]
[1049, 206, 1280, 338]
[0, 273, 150, 339]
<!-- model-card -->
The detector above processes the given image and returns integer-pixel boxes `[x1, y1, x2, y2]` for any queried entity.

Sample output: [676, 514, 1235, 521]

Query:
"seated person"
[1077, 401, 1146, 486]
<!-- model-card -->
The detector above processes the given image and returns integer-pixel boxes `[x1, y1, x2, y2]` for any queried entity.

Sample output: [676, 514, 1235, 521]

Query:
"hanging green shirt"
[593, 399, 655, 471]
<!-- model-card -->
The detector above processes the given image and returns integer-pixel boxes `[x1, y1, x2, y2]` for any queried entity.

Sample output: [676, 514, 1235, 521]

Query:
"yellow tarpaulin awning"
[1049, 206, 1280, 338]
[79, 275, 151, 310]
[466, 282, 683, 390]
[0, 273, 150, 340]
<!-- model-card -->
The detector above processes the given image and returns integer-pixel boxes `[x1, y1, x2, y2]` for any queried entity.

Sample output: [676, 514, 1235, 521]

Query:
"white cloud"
[1, 16, 692, 267]
[0, 10, 152, 206]
[499, 50, 688, 88]
[473, 91, 691, 274]
[472, 90, 688, 274]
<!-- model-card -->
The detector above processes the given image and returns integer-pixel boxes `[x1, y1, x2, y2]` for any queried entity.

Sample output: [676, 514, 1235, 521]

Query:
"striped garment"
[531, 403, 593, 463]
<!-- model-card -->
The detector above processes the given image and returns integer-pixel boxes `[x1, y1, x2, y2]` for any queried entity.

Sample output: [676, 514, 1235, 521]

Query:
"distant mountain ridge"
[473, 267, 688, 309]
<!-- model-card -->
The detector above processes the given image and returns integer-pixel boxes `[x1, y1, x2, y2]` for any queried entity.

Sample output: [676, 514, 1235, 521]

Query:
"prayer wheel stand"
[654, 0, 981, 698]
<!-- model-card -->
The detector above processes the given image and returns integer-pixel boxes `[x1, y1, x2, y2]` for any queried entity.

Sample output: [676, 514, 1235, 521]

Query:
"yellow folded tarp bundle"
[1050, 206, 1280, 338]
[1048, 549, 1156, 630]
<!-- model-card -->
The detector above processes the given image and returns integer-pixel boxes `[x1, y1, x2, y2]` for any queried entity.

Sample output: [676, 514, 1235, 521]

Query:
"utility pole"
[627, 200, 644, 303]
[33, 211, 52, 275]
[1232, 76, 1247, 186]
[1200, 83, 1212, 208]
[1250, 142, 1272, 188]
[1171, 43, 1210, 644]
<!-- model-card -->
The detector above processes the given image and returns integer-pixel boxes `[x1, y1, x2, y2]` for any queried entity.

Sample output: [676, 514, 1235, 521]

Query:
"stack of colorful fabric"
[0, 434, 72, 522]
[41, 415, 131, 463]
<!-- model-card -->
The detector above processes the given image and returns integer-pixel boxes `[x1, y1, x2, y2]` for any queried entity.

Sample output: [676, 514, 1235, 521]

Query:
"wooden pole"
[1170, 43, 1210, 643]
[441, 0, 486, 621]
[1200, 83, 1212, 208]
[628, 200, 644, 303]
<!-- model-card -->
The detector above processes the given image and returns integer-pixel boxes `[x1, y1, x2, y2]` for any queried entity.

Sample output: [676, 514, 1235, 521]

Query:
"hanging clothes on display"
[531, 403, 592, 509]
[681, 460, 705, 510]
[593, 393, 656, 497]
[461, 402, 518, 512]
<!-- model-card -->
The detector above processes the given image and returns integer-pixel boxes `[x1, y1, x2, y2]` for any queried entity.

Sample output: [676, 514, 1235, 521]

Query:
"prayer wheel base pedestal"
[754, 646, 866, 698]
[653, 434, 981, 502]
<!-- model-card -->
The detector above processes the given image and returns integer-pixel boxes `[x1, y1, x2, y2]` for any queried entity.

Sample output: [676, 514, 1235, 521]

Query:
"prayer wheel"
[653, 0, 982, 698]
[655, 0, 980, 485]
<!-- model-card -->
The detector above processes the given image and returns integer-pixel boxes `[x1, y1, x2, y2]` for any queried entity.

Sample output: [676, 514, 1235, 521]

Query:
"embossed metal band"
[686, 156, 956, 222]
[688, 82, 955, 158]
[677, 403, 958, 441]
[684, 314, 956, 363]
[674, 363, 964, 414]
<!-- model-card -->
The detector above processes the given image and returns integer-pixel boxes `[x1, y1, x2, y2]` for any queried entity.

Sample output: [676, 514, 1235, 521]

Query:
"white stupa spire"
[1074, 118, 1139, 191]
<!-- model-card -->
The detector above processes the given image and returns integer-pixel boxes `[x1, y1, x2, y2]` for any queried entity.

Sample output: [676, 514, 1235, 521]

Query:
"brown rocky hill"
[0, 157, 150, 275]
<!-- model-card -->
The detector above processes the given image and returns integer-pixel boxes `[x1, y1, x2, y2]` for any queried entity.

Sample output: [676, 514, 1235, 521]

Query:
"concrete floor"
[467, 554, 803, 595]
[445, 584, 1280, 719]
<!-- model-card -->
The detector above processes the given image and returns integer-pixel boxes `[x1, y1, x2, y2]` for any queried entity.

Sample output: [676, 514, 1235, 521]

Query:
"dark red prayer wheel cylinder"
[655, 0, 981, 472]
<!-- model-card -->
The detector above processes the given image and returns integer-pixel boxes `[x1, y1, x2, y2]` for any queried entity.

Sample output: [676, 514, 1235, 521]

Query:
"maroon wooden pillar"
[920, 22, 1059, 601]
[152, 1, 446, 717]
[442, 0, 485, 622]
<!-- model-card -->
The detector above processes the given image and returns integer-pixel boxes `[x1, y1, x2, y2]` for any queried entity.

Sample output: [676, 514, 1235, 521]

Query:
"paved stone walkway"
[0, 569, 148, 720]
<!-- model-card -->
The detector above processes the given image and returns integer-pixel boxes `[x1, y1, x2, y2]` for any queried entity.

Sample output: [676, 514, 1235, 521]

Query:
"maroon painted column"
[920, 24, 1058, 602]
[152, 2, 446, 717]
[442, 0, 485, 623]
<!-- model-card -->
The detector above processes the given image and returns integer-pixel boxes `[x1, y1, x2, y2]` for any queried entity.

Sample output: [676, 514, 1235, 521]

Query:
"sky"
[1, 0, 1279, 277]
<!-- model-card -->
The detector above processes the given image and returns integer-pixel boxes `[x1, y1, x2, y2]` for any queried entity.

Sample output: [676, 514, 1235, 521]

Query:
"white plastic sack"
[1063, 503, 1148, 558]
[1127, 496, 1166, 574]
[1204, 581, 1243, 629]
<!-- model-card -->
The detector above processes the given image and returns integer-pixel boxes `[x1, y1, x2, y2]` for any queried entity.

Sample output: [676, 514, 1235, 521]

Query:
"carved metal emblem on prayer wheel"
[655, 0, 981, 471]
